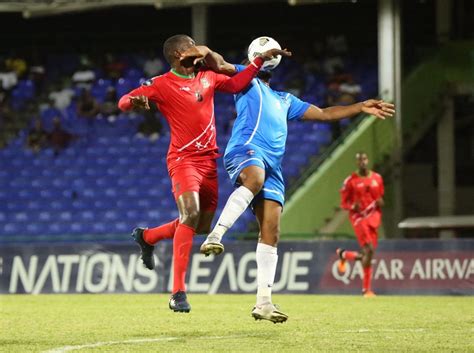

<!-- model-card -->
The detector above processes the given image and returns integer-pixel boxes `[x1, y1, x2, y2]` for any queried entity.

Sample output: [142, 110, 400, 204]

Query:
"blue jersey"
[224, 64, 310, 163]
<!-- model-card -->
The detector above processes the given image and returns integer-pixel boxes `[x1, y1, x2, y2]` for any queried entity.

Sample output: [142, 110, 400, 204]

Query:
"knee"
[362, 245, 374, 264]
[239, 171, 264, 195]
[259, 224, 280, 246]
[366, 245, 374, 257]
[180, 207, 201, 229]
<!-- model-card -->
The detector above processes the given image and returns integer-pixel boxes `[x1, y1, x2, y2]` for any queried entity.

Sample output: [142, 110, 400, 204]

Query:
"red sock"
[343, 250, 359, 261]
[172, 223, 195, 294]
[363, 266, 372, 292]
[143, 218, 179, 245]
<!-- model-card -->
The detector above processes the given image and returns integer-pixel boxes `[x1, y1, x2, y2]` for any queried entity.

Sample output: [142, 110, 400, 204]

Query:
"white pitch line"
[43, 335, 250, 353]
[43, 337, 178, 353]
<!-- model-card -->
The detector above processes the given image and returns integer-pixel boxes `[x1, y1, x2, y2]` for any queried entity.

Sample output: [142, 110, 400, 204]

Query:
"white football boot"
[251, 303, 288, 324]
[200, 233, 224, 256]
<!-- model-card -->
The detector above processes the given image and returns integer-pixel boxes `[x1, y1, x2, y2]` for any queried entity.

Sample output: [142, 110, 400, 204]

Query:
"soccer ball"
[247, 36, 282, 71]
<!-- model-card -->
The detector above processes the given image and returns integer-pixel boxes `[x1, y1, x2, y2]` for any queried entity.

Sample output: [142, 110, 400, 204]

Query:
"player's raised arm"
[180, 45, 237, 75]
[301, 99, 395, 122]
[215, 48, 292, 93]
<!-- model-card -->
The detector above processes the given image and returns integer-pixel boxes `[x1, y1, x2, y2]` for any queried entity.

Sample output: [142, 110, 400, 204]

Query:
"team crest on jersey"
[200, 78, 210, 89]
[372, 180, 379, 187]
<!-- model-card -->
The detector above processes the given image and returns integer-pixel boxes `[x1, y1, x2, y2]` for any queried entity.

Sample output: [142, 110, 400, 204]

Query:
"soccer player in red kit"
[337, 152, 384, 297]
[118, 34, 290, 312]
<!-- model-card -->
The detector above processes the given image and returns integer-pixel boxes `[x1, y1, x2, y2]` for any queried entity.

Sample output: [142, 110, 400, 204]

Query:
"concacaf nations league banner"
[1, 240, 473, 295]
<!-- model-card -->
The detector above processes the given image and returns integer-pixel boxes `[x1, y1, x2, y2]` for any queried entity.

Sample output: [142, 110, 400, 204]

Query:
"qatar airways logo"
[331, 257, 474, 284]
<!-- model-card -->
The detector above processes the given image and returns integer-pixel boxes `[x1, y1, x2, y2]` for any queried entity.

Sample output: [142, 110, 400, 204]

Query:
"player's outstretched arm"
[118, 81, 158, 112]
[118, 94, 150, 111]
[301, 99, 395, 121]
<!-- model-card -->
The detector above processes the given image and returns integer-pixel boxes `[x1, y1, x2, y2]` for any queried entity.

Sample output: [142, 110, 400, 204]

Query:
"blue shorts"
[224, 144, 285, 207]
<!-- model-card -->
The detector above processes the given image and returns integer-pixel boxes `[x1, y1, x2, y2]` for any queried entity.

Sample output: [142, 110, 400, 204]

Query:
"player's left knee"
[260, 225, 280, 246]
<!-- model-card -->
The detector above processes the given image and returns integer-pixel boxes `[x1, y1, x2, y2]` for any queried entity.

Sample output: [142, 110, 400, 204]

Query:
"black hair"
[163, 34, 192, 65]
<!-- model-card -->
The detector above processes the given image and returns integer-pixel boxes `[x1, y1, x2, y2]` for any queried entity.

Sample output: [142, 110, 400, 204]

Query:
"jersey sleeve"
[286, 93, 311, 121]
[340, 176, 354, 210]
[213, 58, 263, 93]
[117, 78, 161, 111]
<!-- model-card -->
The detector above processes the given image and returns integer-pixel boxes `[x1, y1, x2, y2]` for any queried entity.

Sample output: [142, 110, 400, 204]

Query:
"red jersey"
[340, 171, 384, 225]
[118, 59, 263, 171]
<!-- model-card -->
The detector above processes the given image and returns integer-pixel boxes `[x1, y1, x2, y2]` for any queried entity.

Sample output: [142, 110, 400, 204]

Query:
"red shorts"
[169, 159, 218, 212]
[351, 217, 378, 249]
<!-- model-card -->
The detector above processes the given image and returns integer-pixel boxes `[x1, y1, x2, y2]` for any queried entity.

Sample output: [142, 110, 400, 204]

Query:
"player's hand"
[129, 95, 150, 110]
[361, 99, 395, 120]
[180, 45, 211, 68]
[259, 48, 292, 61]
[376, 198, 385, 207]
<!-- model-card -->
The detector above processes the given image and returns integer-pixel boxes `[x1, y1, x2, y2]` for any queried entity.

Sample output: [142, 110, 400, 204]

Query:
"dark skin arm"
[130, 48, 291, 110]
[179, 45, 291, 75]
[302, 100, 395, 121]
[180, 45, 237, 75]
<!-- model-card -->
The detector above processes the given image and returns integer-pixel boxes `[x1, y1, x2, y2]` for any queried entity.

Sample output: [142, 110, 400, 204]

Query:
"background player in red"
[337, 151, 384, 297]
[118, 34, 289, 312]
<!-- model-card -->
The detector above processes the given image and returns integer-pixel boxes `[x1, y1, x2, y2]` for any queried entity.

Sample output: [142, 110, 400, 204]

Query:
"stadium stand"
[0, 45, 377, 241]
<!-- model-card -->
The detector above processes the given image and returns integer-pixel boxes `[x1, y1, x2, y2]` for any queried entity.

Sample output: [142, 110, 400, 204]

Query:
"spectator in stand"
[104, 53, 127, 80]
[99, 87, 120, 120]
[29, 62, 46, 92]
[323, 50, 344, 76]
[143, 52, 165, 77]
[72, 63, 96, 90]
[49, 116, 75, 155]
[339, 75, 362, 102]
[0, 60, 18, 92]
[326, 34, 348, 55]
[325, 80, 341, 106]
[76, 88, 100, 120]
[26, 118, 48, 153]
[48, 80, 75, 113]
[1, 96, 33, 147]
[136, 110, 163, 142]
[6, 54, 27, 78]
[38, 98, 63, 130]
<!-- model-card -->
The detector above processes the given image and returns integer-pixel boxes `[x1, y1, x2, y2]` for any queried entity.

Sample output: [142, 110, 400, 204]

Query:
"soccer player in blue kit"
[180, 38, 395, 323]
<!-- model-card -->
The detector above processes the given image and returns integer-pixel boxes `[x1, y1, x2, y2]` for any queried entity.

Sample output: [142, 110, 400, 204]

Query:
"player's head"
[356, 151, 369, 172]
[163, 34, 195, 66]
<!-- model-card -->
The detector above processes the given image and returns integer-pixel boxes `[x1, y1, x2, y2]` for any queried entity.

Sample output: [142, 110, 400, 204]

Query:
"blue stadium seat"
[115, 77, 133, 97]
[112, 222, 129, 234]
[3, 222, 21, 236]
[26, 222, 47, 235]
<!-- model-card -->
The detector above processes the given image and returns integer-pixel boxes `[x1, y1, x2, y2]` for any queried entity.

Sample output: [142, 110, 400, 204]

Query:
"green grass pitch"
[1, 294, 473, 352]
